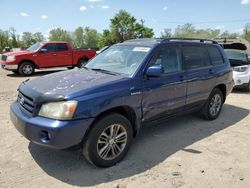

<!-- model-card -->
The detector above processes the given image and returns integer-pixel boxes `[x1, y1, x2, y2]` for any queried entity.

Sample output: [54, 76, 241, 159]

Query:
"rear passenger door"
[55, 43, 72, 66]
[142, 45, 187, 122]
[181, 44, 216, 109]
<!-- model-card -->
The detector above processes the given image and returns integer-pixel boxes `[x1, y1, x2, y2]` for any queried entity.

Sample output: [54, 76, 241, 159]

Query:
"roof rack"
[160, 38, 218, 44]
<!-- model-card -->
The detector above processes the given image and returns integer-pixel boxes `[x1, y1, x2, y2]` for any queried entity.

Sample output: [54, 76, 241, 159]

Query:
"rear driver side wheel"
[77, 58, 88, 68]
[18, 62, 35, 76]
[202, 88, 224, 120]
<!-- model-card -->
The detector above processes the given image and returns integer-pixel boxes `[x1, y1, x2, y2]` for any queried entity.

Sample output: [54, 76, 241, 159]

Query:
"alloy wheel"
[97, 124, 127, 160]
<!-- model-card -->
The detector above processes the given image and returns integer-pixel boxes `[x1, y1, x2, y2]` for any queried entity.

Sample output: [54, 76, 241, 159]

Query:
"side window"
[182, 46, 211, 70]
[149, 46, 181, 73]
[207, 46, 224, 65]
[42, 44, 55, 52]
[56, 43, 68, 51]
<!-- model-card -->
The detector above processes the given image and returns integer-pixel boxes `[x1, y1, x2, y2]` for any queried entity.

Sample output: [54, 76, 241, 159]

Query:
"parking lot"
[0, 68, 249, 188]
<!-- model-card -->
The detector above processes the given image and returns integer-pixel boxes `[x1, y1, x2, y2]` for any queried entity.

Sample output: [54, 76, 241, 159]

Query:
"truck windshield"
[225, 50, 248, 62]
[85, 45, 151, 76]
[26, 42, 42, 52]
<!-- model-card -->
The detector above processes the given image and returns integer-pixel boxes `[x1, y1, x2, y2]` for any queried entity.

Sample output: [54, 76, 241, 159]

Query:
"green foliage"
[73, 27, 101, 49]
[1, 10, 250, 53]
[160, 28, 172, 38]
[101, 10, 154, 46]
[49, 28, 72, 42]
[242, 23, 250, 42]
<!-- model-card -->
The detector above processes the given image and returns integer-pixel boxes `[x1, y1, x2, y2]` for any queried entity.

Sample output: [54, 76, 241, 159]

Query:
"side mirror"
[146, 65, 164, 77]
[39, 48, 47, 53]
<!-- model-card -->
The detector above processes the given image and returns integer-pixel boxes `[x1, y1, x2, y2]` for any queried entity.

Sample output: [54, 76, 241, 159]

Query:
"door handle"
[52, 54, 57, 56]
[179, 75, 185, 82]
[209, 69, 214, 74]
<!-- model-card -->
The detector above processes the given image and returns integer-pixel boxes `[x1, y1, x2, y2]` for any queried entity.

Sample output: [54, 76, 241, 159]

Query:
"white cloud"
[241, 0, 250, 5]
[41, 15, 48, 19]
[163, 6, 168, 11]
[88, 0, 102, 2]
[238, 28, 244, 34]
[20, 12, 29, 17]
[80, 6, 87, 11]
[101, 5, 109, 9]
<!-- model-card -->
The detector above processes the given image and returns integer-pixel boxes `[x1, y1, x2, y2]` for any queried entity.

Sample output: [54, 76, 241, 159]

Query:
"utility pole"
[140, 19, 145, 38]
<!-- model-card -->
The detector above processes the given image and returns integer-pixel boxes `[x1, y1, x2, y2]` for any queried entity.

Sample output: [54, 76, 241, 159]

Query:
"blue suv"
[10, 38, 234, 167]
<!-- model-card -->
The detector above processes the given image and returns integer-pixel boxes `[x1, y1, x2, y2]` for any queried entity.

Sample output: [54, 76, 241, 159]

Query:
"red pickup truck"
[0, 42, 96, 76]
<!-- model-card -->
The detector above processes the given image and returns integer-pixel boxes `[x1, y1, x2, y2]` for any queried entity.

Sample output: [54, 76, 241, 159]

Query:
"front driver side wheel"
[18, 62, 35, 76]
[83, 113, 133, 167]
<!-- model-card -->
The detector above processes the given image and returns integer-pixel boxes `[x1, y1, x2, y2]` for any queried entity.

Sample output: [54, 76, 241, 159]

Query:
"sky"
[0, 0, 250, 38]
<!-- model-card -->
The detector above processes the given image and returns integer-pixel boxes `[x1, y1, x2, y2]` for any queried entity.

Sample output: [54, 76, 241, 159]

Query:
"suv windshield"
[85, 45, 151, 76]
[26, 42, 42, 52]
[225, 50, 248, 62]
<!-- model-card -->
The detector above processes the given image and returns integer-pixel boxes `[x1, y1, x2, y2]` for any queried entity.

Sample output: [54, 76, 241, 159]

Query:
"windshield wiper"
[91, 68, 121, 75]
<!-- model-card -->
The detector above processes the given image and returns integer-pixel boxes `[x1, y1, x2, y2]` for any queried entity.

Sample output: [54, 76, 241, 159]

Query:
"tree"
[174, 23, 196, 38]
[242, 23, 250, 42]
[49, 28, 72, 42]
[22, 32, 35, 47]
[82, 27, 101, 49]
[160, 28, 172, 38]
[0, 30, 11, 52]
[33, 32, 45, 42]
[73, 26, 85, 48]
[73, 26, 101, 49]
[9, 27, 19, 48]
[101, 10, 154, 46]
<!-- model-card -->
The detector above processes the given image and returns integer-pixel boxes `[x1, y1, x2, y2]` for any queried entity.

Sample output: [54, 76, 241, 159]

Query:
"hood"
[4, 50, 34, 56]
[21, 68, 127, 101]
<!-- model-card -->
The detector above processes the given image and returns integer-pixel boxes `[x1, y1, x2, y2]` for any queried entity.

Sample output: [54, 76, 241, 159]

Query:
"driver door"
[37, 44, 58, 68]
[142, 45, 187, 122]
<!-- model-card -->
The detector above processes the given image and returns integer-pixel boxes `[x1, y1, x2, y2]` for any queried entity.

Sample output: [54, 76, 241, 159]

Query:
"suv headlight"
[6, 55, 16, 62]
[233, 66, 248, 72]
[39, 101, 78, 120]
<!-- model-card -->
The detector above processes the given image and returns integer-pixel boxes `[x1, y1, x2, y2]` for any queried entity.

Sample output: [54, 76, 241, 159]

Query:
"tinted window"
[207, 46, 224, 65]
[149, 46, 181, 73]
[42, 44, 55, 52]
[182, 46, 211, 70]
[56, 43, 68, 51]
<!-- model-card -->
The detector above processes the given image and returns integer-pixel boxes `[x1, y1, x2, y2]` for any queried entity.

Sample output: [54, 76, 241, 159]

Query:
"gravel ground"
[0, 68, 249, 188]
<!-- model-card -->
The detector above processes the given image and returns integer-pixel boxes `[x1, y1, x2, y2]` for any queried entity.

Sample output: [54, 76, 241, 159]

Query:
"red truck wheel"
[18, 62, 35, 76]
[77, 58, 88, 68]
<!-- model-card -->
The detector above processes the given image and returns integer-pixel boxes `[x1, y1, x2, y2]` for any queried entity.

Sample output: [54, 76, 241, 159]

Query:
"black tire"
[77, 58, 88, 68]
[202, 88, 224, 120]
[242, 81, 250, 92]
[18, 62, 35, 76]
[83, 113, 133, 167]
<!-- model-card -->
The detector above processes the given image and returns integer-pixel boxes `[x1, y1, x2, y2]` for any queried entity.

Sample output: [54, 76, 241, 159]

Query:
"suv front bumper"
[10, 101, 94, 149]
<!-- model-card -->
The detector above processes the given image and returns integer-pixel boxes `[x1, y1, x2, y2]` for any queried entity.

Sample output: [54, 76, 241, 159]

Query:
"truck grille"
[17, 91, 35, 114]
[1, 55, 7, 61]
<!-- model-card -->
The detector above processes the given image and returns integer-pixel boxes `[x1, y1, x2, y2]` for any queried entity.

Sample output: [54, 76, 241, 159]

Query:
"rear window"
[56, 43, 68, 51]
[225, 50, 248, 62]
[182, 46, 211, 70]
[206, 46, 224, 65]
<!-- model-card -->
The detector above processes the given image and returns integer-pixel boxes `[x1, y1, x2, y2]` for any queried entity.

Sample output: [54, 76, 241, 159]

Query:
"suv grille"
[1, 55, 7, 61]
[17, 91, 35, 114]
